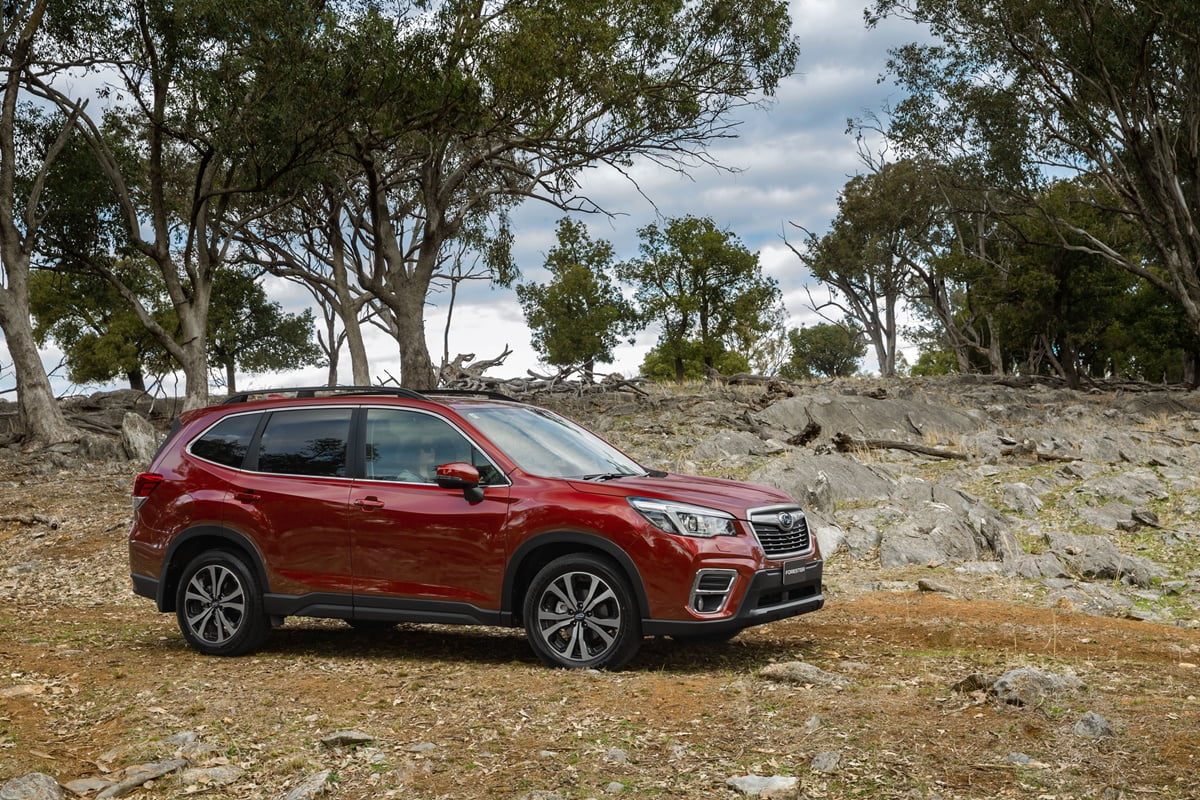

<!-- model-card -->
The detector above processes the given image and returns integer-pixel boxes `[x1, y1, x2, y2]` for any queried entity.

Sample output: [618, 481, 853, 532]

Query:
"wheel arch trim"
[159, 525, 269, 612]
[503, 532, 650, 621]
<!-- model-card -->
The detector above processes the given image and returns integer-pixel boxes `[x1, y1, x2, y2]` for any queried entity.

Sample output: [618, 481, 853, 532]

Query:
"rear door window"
[255, 408, 352, 477]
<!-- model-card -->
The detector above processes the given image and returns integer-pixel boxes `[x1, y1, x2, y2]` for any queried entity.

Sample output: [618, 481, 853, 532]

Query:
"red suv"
[128, 387, 823, 669]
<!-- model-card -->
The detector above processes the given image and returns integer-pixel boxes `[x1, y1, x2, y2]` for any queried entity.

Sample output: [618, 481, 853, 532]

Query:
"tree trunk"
[393, 286, 438, 389]
[225, 359, 237, 395]
[127, 369, 146, 392]
[0, 288, 77, 446]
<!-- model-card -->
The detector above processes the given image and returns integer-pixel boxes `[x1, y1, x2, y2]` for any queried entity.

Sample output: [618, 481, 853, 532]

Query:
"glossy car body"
[128, 387, 823, 668]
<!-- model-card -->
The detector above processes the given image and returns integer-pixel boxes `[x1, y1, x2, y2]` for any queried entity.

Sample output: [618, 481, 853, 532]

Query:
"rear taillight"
[132, 473, 165, 510]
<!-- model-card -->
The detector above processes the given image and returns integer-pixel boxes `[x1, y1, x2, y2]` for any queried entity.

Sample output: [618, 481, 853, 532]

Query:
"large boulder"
[757, 392, 988, 447]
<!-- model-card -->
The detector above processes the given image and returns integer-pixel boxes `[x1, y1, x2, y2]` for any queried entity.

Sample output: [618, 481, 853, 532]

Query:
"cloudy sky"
[377, 0, 926, 385]
[25, 1, 929, 395]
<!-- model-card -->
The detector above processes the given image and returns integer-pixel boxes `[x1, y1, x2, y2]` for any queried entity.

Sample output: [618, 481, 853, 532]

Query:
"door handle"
[353, 496, 385, 510]
[234, 489, 261, 503]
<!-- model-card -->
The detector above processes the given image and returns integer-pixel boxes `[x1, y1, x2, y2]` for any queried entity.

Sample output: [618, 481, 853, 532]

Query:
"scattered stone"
[604, 781, 625, 794]
[180, 765, 244, 787]
[991, 668, 1085, 706]
[0, 773, 63, 800]
[96, 760, 187, 799]
[282, 770, 332, 800]
[810, 750, 841, 773]
[518, 792, 565, 800]
[321, 730, 375, 748]
[725, 774, 799, 798]
[604, 748, 629, 763]
[407, 742, 437, 753]
[759, 661, 849, 687]
[1073, 711, 1115, 738]
[951, 673, 998, 694]
[917, 578, 955, 594]
[63, 779, 111, 796]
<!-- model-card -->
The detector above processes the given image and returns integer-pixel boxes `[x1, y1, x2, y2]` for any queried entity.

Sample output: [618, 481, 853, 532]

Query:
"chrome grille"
[750, 507, 812, 559]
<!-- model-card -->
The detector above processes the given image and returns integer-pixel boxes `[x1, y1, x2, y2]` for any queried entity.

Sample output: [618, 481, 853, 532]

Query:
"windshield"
[462, 405, 645, 479]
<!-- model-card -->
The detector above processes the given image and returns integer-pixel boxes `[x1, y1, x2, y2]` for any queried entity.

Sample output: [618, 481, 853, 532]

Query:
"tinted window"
[256, 408, 352, 477]
[190, 413, 260, 468]
[364, 408, 504, 485]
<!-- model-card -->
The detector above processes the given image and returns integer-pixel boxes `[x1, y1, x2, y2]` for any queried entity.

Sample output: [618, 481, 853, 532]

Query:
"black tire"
[175, 550, 270, 656]
[523, 554, 642, 670]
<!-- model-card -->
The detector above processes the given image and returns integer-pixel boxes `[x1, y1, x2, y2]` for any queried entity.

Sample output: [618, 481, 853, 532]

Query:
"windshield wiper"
[580, 472, 643, 481]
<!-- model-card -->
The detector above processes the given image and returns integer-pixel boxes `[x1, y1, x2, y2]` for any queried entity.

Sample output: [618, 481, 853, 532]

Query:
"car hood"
[565, 472, 795, 519]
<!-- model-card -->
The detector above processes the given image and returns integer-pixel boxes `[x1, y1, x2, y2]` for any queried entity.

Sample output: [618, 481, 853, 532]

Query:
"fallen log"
[832, 432, 969, 461]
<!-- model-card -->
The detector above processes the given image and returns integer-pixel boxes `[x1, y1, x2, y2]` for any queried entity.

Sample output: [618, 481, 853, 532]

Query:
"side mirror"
[435, 462, 485, 503]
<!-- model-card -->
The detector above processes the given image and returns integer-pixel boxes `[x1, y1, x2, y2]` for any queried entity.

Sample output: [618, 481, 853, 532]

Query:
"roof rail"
[221, 385, 429, 405]
[422, 388, 517, 403]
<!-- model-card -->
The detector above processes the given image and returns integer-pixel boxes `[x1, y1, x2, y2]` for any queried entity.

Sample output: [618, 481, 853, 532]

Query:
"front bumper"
[642, 558, 823, 637]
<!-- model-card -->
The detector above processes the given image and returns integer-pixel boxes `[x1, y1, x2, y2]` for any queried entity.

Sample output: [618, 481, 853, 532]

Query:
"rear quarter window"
[190, 413, 261, 468]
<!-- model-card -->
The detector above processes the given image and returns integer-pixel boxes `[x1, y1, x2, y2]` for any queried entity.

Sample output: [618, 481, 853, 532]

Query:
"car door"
[349, 407, 512, 614]
[222, 406, 355, 600]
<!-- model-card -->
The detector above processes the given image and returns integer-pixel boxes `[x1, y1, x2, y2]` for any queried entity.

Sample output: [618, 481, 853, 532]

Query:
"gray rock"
[283, 770, 332, 800]
[1001, 483, 1043, 516]
[917, 578, 955, 594]
[879, 502, 986, 567]
[759, 661, 849, 687]
[96, 760, 188, 799]
[407, 742, 437, 753]
[1079, 468, 1168, 506]
[604, 781, 625, 794]
[62, 779, 111, 797]
[1043, 531, 1167, 587]
[725, 774, 800, 798]
[1073, 711, 1114, 738]
[750, 450, 896, 507]
[0, 774, 63, 800]
[691, 431, 782, 460]
[321, 730, 376, 747]
[807, 512, 846, 557]
[758, 393, 986, 448]
[604, 748, 629, 763]
[180, 765, 244, 787]
[810, 750, 842, 773]
[991, 668, 1085, 706]
[518, 792, 565, 800]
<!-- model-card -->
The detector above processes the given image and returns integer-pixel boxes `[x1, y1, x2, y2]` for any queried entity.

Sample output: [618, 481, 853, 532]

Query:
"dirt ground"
[2, 460, 1199, 799]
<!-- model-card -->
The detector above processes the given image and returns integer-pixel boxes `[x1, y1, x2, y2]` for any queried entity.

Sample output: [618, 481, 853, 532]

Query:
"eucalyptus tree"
[0, 0, 90, 444]
[33, 0, 347, 409]
[516, 218, 636, 380]
[618, 216, 783, 382]
[870, 0, 1200, 349]
[337, 0, 799, 389]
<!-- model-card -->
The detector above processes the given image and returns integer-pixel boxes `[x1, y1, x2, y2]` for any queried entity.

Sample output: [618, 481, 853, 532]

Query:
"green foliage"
[30, 265, 166, 390]
[870, 0, 1200, 365]
[516, 219, 636, 376]
[207, 268, 325, 391]
[640, 340, 750, 382]
[782, 322, 865, 380]
[618, 216, 783, 381]
[910, 347, 958, 377]
[31, 264, 323, 391]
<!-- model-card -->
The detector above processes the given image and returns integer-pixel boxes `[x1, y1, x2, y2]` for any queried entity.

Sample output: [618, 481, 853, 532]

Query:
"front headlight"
[628, 497, 737, 538]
